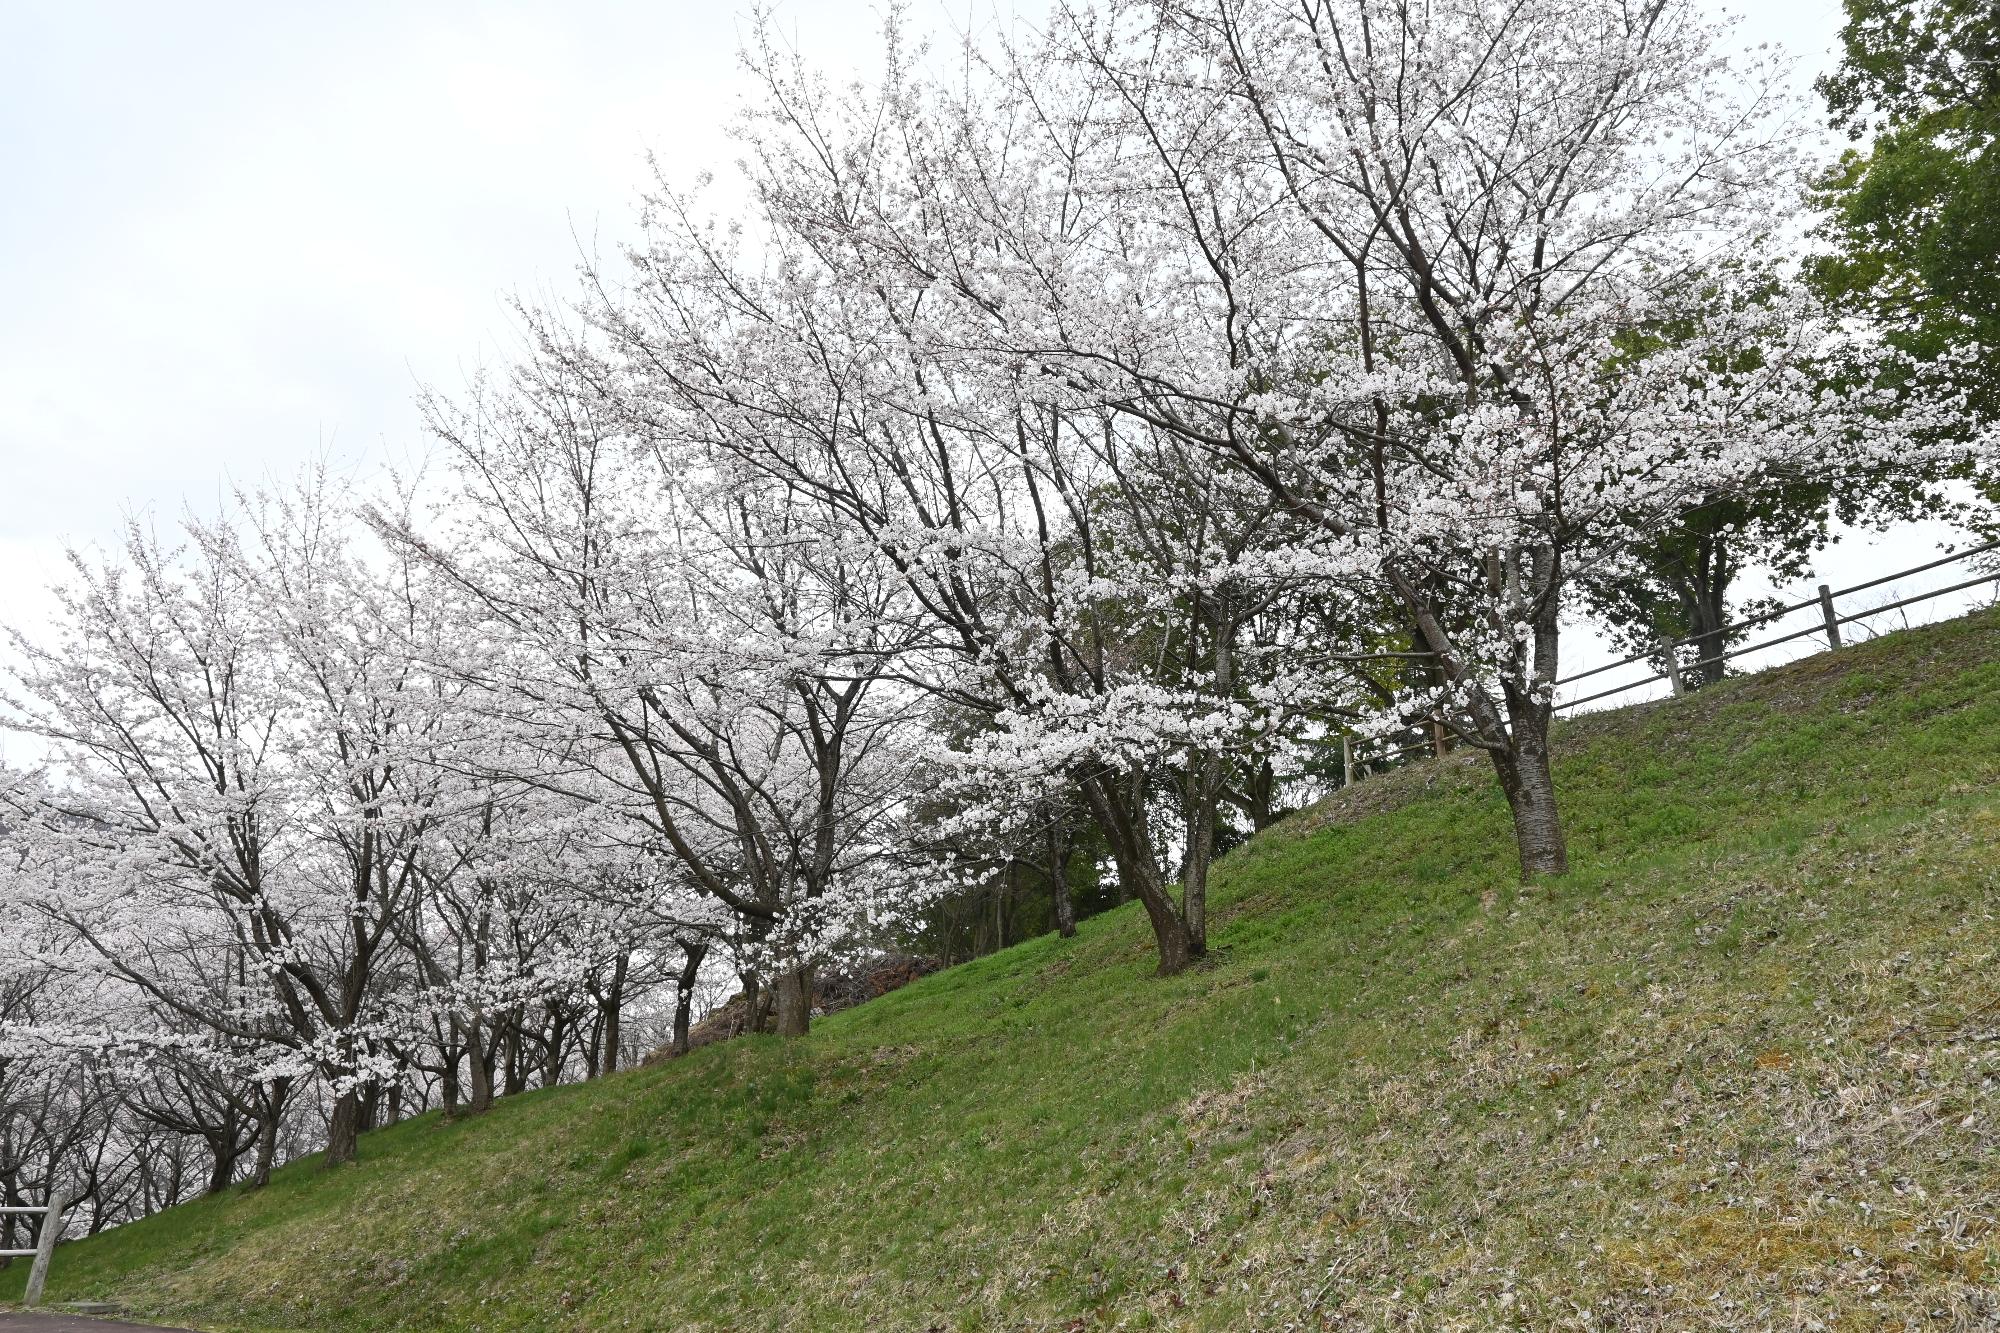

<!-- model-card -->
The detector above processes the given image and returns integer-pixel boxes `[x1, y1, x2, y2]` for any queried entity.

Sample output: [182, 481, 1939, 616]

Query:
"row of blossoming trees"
[1, 0, 1988, 1228]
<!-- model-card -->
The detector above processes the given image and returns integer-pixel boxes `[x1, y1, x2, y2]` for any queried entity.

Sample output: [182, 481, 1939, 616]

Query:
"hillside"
[6, 609, 1999, 1331]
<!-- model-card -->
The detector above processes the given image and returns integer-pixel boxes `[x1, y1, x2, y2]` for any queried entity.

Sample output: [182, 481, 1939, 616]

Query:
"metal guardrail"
[1, 1190, 68, 1306]
[1345, 540, 1999, 777]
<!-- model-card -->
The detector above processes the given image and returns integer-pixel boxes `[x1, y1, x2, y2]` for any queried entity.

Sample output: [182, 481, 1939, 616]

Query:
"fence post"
[1817, 584, 1843, 649]
[1659, 638, 1685, 697]
[1341, 734, 1357, 787]
[23, 1189, 66, 1307]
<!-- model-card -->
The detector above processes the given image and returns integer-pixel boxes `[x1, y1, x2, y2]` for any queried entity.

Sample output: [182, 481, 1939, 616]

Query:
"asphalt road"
[0, 1317, 191, 1331]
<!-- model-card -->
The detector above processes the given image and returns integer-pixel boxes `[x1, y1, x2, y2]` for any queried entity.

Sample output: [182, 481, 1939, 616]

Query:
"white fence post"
[23, 1189, 66, 1307]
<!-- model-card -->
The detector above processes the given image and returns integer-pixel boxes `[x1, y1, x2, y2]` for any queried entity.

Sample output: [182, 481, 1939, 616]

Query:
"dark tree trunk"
[1686, 582, 1730, 687]
[739, 972, 769, 1036]
[773, 965, 814, 1038]
[1238, 757, 1279, 832]
[1174, 611, 1237, 956]
[1051, 877, 1077, 938]
[1491, 720, 1568, 877]
[1047, 825, 1076, 939]
[1388, 552, 1570, 884]
[600, 954, 627, 1077]
[1078, 770, 1199, 975]
[670, 940, 706, 1058]
[1181, 810, 1214, 957]
[1178, 754, 1226, 958]
[672, 988, 695, 1057]
[1669, 529, 1734, 688]
[322, 1089, 362, 1169]
[463, 1019, 496, 1116]
[251, 1077, 289, 1188]
[1133, 885, 1196, 974]
[204, 1135, 238, 1195]
[2, 1177, 21, 1254]
[501, 1019, 526, 1097]
[541, 1010, 566, 1089]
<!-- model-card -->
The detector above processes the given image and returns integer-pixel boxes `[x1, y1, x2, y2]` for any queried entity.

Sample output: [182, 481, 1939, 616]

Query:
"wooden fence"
[2, 1190, 69, 1307]
[1347, 540, 2000, 778]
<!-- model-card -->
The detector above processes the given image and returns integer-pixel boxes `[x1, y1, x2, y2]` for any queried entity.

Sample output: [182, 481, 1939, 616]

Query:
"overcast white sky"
[0, 0, 1983, 720]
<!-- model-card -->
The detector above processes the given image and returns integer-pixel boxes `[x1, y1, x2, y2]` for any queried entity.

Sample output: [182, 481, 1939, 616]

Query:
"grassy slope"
[6, 611, 1999, 1332]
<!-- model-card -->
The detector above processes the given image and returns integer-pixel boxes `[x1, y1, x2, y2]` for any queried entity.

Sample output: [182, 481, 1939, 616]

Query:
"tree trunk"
[204, 1135, 238, 1195]
[1181, 823, 1213, 958]
[739, 972, 771, 1036]
[1077, 770, 1199, 975]
[773, 965, 814, 1039]
[1051, 876, 1077, 938]
[464, 1020, 496, 1116]
[1688, 584, 1729, 687]
[1047, 826, 1077, 940]
[1492, 725, 1568, 878]
[541, 1010, 566, 1089]
[1178, 752, 1225, 959]
[1243, 758, 1278, 832]
[670, 939, 707, 1058]
[1, 1177, 20, 1254]
[600, 954, 627, 1077]
[1174, 610, 1236, 957]
[323, 1089, 362, 1169]
[1131, 869, 1196, 972]
[1139, 891, 1196, 974]
[1386, 551, 1570, 884]
[501, 1019, 526, 1097]
[1668, 529, 1734, 688]
[251, 1078, 288, 1188]
[672, 987, 696, 1057]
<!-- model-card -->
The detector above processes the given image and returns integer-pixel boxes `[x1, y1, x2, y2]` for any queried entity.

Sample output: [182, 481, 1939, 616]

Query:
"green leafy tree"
[1580, 258, 1945, 685]
[1813, 0, 1999, 417]
[1583, 0, 2000, 688]
[1576, 483, 1943, 686]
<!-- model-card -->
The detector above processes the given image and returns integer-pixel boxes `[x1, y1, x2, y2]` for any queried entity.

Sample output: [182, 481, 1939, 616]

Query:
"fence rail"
[1346, 540, 2000, 777]
[0, 1191, 68, 1306]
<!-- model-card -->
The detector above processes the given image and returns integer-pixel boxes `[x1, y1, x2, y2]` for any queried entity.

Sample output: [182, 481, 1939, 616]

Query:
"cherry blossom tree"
[389, 332, 935, 1035]
[575, 176, 1358, 972]
[1, 479, 486, 1166]
[722, 0, 1985, 878]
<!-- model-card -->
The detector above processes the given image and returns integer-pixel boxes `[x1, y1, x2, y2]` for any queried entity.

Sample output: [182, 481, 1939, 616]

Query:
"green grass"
[8, 610, 2000, 1331]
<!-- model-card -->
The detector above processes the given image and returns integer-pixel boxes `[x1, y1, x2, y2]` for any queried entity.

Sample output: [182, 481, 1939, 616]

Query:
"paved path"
[0, 1316, 193, 1331]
